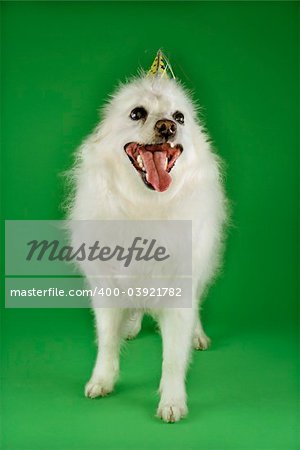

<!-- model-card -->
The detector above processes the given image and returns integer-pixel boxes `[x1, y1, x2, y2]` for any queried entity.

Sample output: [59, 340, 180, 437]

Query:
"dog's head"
[96, 76, 206, 195]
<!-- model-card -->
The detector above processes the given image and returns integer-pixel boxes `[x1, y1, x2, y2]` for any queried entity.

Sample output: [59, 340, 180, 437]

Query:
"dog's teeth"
[165, 158, 168, 170]
[137, 155, 145, 170]
[170, 143, 175, 148]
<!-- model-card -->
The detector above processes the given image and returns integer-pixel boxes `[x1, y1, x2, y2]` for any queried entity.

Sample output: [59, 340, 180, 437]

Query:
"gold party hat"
[147, 50, 175, 79]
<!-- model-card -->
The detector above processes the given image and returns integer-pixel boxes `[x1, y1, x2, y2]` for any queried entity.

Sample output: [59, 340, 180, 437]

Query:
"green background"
[1, 1, 299, 449]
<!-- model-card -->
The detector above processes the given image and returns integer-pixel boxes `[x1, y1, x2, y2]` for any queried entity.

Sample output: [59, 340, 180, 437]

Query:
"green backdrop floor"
[1, 311, 298, 450]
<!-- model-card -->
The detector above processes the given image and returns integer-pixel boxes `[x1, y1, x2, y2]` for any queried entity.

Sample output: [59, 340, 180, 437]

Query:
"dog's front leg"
[85, 308, 125, 398]
[157, 308, 195, 422]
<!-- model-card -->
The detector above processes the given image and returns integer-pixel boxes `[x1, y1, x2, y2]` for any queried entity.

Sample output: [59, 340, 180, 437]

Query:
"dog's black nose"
[155, 119, 177, 139]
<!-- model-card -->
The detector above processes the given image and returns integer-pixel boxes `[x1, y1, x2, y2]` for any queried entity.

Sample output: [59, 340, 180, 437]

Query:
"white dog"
[68, 51, 227, 422]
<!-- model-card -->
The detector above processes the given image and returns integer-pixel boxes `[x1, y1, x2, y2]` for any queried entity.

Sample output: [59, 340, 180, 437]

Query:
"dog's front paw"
[85, 378, 114, 399]
[193, 333, 211, 351]
[157, 401, 188, 423]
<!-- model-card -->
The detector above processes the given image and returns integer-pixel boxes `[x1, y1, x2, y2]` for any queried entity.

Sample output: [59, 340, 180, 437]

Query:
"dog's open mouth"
[124, 142, 183, 192]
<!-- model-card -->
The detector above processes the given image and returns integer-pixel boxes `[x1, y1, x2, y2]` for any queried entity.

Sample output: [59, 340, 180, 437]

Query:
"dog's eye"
[130, 107, 148, 121]
[173, 111, 184, 125]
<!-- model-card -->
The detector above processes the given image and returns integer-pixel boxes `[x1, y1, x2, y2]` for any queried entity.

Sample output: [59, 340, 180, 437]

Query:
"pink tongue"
[139, 149, 171, 192]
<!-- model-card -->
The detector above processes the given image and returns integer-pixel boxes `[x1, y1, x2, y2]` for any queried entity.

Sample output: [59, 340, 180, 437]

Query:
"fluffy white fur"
[68, 75, 227, 422]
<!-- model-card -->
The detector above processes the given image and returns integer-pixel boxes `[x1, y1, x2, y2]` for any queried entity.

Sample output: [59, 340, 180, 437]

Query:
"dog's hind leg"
[193, 313, 211, 350]
[157, 308, 195, 423]
[122, 310, 143, 340]
[85, 308, 126, 398]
